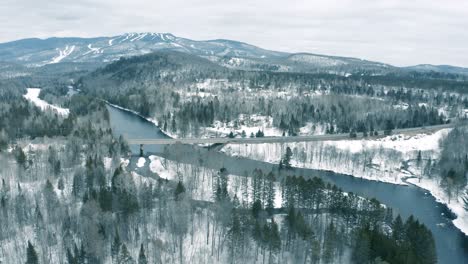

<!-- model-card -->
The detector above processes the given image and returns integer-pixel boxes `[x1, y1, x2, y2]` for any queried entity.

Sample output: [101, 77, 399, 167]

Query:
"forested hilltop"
[76, 51, 465, 139]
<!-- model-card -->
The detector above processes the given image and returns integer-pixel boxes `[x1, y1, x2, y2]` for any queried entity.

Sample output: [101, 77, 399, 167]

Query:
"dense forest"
[74, 51, 463, 139]
[1, 48, 467, 263]
[0, 71, 440, 263]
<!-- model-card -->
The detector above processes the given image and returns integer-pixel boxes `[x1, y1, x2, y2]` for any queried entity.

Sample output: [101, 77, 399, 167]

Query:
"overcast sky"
[1, 0, 467, 67]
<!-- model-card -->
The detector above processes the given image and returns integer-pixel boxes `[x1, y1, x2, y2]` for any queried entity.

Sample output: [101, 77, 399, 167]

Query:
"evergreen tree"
[138, 244, 148, 264]
[322, 222, 337, 263]
[26, 241, 39, 264]
[252, 199, 262, 219]
[241, 130, 246, 138]
[58, 177, 65, 191]
[416, 150, 422, 167]
[174, 181, 186, 201]
[352, 229, 370, 264]
[392, 215, 405, 243]
[15, 146, 27, 168]
[117, 244, 135, 264]
[281, 147, 293, 169]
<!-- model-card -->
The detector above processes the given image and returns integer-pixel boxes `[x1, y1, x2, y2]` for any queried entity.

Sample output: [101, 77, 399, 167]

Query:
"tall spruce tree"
[26, 241, 39, 264]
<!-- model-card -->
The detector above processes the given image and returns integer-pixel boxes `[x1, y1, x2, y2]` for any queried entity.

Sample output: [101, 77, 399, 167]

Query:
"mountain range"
[0, 32, 467, 76]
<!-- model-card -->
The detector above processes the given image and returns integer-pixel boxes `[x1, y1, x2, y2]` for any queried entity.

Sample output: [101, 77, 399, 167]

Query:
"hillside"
[3, 32, 468, 77]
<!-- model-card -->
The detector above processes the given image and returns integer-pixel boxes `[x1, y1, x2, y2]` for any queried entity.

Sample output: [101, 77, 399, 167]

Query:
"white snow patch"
[103, 157, 112, 170]
[326, 129, 450, 154]
[23, 88, 70, 116]
[203, 114, 283, 138]
[149, 155, 176, 180]
[84, 44, 102, 55]
[136, 157, 146, 168]
[49, 45, 75, 64]
[120, 158, 130, 168]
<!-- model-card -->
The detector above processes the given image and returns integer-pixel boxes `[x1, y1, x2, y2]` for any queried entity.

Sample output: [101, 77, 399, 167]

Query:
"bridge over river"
[127, 123, 455, 145]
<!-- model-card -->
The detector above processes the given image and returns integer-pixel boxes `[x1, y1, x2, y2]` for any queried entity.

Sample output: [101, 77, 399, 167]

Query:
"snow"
[120, 33, 132, 43]
[103, 157, 112, 170]
[406, 177, 468, 236]
[222, 129, 451, 185]
[221, 128, 468, 235]
[148, 155, 175, 180]
[325, 129, 450, 154]
[84, 44, 102, 55]
[203, 114, 283, 138]
[130, 33, 147, 42]
[288, 54, 348, 67]
[49, 45, 75, 64]
[23, 88, 70, 116]
[136, 157, 146, 168]
[148, 155, 283, 207]
[393, 102, 409, 110]
[120, 158, 130, 168]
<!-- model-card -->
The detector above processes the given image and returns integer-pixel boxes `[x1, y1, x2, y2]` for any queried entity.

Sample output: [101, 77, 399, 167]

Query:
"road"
[127, 123, 456, 145]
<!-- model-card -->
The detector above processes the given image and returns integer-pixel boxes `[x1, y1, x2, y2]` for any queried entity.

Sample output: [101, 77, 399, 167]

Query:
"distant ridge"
[0, 32, 467, 76]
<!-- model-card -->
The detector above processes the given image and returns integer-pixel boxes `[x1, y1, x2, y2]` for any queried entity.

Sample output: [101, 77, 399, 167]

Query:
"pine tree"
[352, 229, 370, 264]
[322, 222, 337, 263]
[117, 244, 135, 264]
[252, 199, 262, 219]
[171, 115, 177, 133]
[26, 241, 39, 264]
[174, 181, 186, 201]
[392, 215, 405, 243]
[138, 244, 148, 264]
[58, 177, 65, 191]
[15, 146, 27, 167]
[416, 150, 422, 167]
[269, 219, 281, 254]
[241, 130, 246, 138]
[282, 147, 293, 169]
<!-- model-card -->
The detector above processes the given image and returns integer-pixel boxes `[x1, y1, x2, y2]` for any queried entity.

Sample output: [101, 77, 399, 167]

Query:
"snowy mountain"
[405, 64, 468, 76]
[0, 33, 286, 67]
[0, 32, 467, 76]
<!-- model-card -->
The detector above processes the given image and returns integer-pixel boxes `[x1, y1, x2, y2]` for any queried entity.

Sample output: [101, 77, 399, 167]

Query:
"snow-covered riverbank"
[406, 177, 468, 236]
[221, 129, 468, 236]
[23, 88, 70, 116]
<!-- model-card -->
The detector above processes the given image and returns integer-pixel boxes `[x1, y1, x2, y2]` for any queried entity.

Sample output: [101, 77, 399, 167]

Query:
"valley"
[0, 32, 467, 264]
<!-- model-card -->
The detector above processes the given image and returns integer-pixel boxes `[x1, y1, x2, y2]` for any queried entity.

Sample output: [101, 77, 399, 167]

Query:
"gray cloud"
[0, 0, 467, 66]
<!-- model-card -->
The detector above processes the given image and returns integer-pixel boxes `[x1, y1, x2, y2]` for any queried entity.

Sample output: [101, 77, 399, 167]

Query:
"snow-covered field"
[23, 88, 70, 116]
[203, 114, 282, 138]
[220, 129, 468, 235]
